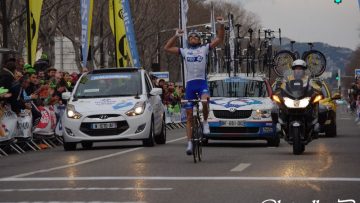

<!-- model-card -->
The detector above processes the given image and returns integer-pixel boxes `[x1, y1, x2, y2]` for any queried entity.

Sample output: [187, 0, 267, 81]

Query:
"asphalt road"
[0, 105, 359, 203]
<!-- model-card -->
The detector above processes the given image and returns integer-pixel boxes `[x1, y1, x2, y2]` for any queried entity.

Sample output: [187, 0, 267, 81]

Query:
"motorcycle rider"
[277, 59, 322, 92]
[274, 59, 322, 138]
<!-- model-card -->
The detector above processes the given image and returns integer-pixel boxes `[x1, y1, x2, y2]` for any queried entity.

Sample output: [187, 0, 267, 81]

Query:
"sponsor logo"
[186, 55, 204, 62]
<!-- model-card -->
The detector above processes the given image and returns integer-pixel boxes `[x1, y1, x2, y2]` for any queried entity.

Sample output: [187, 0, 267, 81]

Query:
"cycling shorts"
[184, 79, 209, 109]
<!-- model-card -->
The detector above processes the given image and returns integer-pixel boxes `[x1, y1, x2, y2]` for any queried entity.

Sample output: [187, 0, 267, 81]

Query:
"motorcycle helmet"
[292, 59, 307, 80]
[291, 59, 307, 70]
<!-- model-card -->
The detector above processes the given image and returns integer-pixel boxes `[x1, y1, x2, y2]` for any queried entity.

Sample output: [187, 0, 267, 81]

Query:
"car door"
[144, 73, 163, 134]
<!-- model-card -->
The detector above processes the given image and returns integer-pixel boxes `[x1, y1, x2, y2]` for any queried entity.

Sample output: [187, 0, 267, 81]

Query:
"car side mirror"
[62, 92, 71, 100]
[331, 93, 341, 100]
[150, 88, 162, 96]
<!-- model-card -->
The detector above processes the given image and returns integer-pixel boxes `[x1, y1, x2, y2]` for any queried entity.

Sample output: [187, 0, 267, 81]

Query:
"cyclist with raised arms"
[164, 17, 225, 155]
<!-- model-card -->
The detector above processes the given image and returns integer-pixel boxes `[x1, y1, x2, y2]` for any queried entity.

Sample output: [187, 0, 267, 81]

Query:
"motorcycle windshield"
[283, 70, 311, 99]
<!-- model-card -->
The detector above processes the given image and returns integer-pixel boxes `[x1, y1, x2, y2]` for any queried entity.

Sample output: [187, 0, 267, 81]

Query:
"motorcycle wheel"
[292, 127, 305, 155]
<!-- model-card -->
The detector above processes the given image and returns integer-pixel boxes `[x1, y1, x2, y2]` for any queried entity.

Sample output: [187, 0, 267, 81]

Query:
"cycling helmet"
[291, 59, 307, 70]
[187, 30, 201, 40]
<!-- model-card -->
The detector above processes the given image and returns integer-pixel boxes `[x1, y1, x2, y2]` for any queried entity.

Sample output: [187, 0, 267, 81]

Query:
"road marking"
[5, 137, 186, 179]
[230, 163, 251, 172]
[1, 176, 360, 182]
[0, 202, 144, 203]
[0, 187, 172, 192]
[339, 117, 352, 120]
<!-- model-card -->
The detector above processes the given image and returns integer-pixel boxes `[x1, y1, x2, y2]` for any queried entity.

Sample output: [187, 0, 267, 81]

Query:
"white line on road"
[0, 187, 173, 192]
[5, 137, 186, 179]
[1, 176, 360, 182]
[339, 117, 353, 120]
[230, 163, 251, 172]
[0, 202, 145, 203]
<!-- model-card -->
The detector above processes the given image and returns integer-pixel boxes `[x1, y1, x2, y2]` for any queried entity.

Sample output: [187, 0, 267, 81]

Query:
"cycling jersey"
[179, 44, 210, 82]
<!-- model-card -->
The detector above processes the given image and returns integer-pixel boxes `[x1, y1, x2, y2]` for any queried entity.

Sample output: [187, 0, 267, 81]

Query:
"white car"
[205, 73, 280, 146]
[61, 68, 166, 150]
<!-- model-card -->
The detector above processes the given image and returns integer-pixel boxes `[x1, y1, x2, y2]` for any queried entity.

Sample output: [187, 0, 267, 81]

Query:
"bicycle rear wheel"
[197, 117, 203, 162]
[273, 50, 296, 77]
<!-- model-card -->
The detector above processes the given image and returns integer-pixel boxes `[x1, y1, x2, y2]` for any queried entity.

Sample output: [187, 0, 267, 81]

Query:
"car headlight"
[66, 104, 82, 119]
[253, 109, 271, 119]
[283, 97, 310, 108]
[126, 101, 146, 116]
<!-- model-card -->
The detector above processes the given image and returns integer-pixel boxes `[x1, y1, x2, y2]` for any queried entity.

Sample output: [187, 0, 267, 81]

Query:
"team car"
[205, 73, 280, 146]
[61, 68, 166, 150]
[318, 79, 341, 137]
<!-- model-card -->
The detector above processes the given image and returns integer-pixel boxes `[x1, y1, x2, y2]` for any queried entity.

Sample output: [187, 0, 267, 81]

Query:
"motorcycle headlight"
[283, 97, 310, 108]
[126, 101, 146, 116]
[253, 109, 271, 119]
[66, 104, 82, 119]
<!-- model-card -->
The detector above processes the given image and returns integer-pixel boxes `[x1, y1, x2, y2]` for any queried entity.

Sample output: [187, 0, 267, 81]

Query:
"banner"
[0, 105, 18, 141]
[122, 0, 141, 68]
[80, 0, 94, 68]
[33, 106, 57, 136]
[26, 0, 43, 66]
[109, 0, 133, 67]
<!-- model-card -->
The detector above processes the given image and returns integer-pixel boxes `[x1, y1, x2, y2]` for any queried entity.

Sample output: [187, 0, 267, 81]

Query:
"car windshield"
[74, 72, 142, 98]
[209, 77, 268, 97]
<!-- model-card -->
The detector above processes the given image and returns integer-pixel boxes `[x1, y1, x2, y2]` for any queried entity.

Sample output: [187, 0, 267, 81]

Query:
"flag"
[109, 0, 133, 67]
[26, 0, 43, 66]
[180, 0, 188, 86]
[180, 0, 188, 49]
[122, 0, 141, 68]
[80, 0, 94, 68]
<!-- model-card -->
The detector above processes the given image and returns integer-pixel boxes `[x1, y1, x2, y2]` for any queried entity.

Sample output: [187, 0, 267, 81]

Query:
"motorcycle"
[272, 71, 323, 155]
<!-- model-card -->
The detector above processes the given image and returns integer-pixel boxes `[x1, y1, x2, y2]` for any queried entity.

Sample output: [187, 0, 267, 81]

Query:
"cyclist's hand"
[216, 16, 225, 25]
[175, 29, 184, 37]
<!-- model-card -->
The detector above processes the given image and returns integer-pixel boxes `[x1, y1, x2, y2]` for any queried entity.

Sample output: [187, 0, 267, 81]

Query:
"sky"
[227, 0, 360, 50]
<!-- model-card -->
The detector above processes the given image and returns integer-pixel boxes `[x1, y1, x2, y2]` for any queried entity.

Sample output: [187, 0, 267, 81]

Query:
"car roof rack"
[89, 67, 141, 74]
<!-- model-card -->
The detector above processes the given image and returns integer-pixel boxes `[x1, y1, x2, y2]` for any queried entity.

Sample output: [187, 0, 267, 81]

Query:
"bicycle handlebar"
[181, 99, 209, 104]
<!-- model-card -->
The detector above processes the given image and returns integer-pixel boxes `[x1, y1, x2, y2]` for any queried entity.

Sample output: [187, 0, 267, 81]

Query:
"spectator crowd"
[0, 54, 84, 151]
[349, 76, 360, 124]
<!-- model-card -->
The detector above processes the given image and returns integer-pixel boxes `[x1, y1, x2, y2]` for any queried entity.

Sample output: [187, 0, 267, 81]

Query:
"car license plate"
[91, 122, 117, 129]
[223, 120, 244, 127]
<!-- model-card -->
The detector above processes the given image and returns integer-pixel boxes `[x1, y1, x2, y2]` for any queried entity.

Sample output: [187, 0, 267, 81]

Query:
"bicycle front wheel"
[192, 116, 200, 163]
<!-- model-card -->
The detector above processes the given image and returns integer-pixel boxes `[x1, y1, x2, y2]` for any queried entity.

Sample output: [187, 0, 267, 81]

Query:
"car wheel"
[81, 142, 93, 149]
[155, 115, 166, 144]
[63, 141, 77, 151]
[267, 133, 280, 147]
[143, 118, 155, 147]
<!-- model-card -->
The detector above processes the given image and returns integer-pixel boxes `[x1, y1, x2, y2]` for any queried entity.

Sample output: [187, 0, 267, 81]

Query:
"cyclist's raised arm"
[210, 17, 225, 49]
[164, 29, 184, 55]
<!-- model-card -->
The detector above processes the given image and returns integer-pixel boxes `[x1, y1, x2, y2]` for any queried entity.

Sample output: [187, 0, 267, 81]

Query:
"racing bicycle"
[181, 93, 208, 163]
